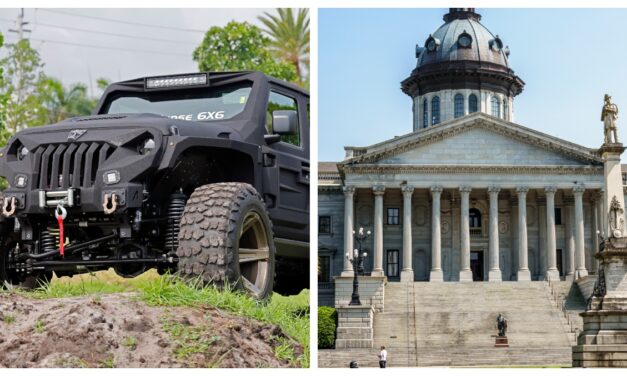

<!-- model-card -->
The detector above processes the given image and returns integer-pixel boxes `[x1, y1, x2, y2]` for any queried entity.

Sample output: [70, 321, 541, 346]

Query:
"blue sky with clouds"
[319, 8, 627, 162]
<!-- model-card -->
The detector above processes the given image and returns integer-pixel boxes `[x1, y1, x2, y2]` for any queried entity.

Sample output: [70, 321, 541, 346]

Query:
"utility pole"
[8, 8, 31, 41]
[7, 9, 32, 134]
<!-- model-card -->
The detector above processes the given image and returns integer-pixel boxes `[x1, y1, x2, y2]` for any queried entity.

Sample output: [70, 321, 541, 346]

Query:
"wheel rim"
[238, 210, 270, 297]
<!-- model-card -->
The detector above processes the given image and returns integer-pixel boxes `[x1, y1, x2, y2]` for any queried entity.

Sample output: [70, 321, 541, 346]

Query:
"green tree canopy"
[259, 8, 310, 85]
[192, 21, 298, 84]
[38, 77, 97, 123]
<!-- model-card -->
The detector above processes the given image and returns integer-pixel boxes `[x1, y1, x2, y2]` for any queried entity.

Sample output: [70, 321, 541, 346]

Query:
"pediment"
[343, 114, 602, 168]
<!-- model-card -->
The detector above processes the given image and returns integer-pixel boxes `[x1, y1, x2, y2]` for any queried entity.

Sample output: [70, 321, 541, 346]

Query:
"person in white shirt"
[378, 346, 387, 368]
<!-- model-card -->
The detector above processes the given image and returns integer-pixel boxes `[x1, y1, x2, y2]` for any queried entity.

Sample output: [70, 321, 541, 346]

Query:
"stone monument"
[495, 313, 509, 348]
[572, 95, 627, 367]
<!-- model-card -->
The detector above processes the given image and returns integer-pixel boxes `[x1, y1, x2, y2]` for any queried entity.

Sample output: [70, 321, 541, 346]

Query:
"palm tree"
[258, 8, 310, 83]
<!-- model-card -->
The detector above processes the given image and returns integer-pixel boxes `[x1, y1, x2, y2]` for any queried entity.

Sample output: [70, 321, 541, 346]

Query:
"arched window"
[431, 96, 440, 125]
[468, 94, 478, 113]
[469, 208, 481, 228]
[491, 96, 500, 118]
[454, 94, 464, 118]
[422, 99, 428, 128]
[503, 99, 508, 121]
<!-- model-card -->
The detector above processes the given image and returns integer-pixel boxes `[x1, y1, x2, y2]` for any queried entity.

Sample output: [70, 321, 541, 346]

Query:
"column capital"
[430, 185, 443, 194]
[372, 185, 385, 196]
[597, 189, 605, 199]
[487, 185, 501, 195]
[572, 185, 586, 196]
[343, 185, 356, 196]
[401, 184, 415, 196]
[459, 185, 472, 194]
[545, 185, 558, 195]
[516, 185, 529, 195]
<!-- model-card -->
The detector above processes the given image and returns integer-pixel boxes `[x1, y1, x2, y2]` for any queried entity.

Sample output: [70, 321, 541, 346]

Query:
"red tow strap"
[57, 214, 65, 257]
[55, 205, 67, 258]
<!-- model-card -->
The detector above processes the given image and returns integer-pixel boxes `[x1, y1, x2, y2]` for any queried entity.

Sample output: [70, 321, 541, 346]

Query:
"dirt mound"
[0, 293, 302, 368]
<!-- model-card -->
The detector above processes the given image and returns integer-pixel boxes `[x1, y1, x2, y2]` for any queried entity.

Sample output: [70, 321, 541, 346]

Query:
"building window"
[387, 208, 400, 225]
[469, 208, 481, 228]
[431, 96, 440, 125]
[454, 94, 464, 118]
[555, 208, 562, 225]
[319, 216, 331, 234]
[423, 99, 428, 128]
[491, 96, 500, 118]
[318, 255, 331, 283]
[623, 173, 627, 185]
[503, 99, 508, 120]
[387, 250, 400, 278]
[469, 94, 478, 113]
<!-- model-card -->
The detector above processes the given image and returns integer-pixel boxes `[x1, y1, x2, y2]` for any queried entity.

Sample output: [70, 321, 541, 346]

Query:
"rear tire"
[176, 183, 275, 300]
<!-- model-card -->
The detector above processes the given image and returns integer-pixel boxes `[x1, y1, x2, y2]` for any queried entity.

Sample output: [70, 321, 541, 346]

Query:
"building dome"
[417, 9, 510, 69]
[402, 9, 525, 131]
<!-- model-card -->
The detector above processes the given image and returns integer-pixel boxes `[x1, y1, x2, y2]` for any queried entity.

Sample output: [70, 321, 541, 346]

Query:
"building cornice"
[343, 164, 603, 176]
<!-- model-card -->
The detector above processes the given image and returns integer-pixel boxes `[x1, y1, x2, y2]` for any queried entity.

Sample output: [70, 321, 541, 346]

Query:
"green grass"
[34, 319, 45, 333]
[121, 335, 137, 351]
[4, 269, 309, 367]
[1, 314, 16, 324]
[161, 315, 219, 361]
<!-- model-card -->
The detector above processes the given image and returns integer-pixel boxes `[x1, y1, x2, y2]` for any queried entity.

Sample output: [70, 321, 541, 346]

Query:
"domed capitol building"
[318, 8, 625, 367]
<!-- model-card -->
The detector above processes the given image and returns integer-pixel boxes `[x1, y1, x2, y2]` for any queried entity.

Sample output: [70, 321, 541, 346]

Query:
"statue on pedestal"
[496, 313, 507, 337]
[602, 94, 619, 144]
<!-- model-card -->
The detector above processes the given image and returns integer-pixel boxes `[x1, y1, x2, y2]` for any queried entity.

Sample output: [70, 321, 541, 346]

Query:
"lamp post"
[347, 227, 370, 306]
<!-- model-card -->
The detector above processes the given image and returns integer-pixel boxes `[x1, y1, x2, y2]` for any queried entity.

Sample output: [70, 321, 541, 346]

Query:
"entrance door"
[470, 250, 484, 281]
[386, 250, 400, 281]
[556, 249, 563, 276]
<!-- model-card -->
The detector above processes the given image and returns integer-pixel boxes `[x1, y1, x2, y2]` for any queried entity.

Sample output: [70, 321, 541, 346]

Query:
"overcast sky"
[0, 8, 271, 96]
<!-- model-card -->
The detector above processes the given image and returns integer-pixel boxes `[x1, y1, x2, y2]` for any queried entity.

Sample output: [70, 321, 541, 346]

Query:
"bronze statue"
[601, 94, 619, 144]
[496, 313, 507, 337]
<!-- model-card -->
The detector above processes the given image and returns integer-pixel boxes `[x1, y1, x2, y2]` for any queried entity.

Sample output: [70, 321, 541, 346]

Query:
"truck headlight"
[139, 138, 156, 155]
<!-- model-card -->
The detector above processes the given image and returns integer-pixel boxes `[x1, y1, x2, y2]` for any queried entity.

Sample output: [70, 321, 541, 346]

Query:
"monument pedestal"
[573, 241, 627, 367]
[494, 336, 509, 348]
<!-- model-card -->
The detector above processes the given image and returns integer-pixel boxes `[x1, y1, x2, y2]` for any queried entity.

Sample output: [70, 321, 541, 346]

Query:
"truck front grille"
[34, 142, 116, 189]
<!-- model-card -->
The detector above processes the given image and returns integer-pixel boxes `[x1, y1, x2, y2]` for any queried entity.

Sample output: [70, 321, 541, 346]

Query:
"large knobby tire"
[176, 183, 275, 300]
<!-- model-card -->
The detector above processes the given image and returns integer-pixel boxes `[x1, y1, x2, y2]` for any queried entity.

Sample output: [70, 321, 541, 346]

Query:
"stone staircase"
[320, 281, 577, 367]
[547, 280, 587, 345]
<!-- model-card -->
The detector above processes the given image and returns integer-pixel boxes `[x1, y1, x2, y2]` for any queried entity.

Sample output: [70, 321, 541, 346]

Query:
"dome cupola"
[402, 8, 525, 131]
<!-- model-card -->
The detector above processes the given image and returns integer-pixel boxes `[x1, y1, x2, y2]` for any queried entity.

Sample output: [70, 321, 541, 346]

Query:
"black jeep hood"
[13, 113, 244, 149]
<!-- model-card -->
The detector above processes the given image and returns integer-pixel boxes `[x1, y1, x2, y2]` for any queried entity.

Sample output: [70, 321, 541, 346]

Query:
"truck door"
[262, 88, 309, 242]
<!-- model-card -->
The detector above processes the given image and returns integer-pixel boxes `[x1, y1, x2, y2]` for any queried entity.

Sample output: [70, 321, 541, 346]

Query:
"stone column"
[573, 185, 588, 279]
[372, 186, 385, 277]
[401, 185, 415, 282]
[430, 186, 444, 282]
[564, 197, 575, 279]
[459, 186, 473, 282]
[594, 190, 604, 271]
[341, 186, 356, 277]
[488, 186, 502, 282]
[545, 186, 560, 281]
[516, 186, 531, 281]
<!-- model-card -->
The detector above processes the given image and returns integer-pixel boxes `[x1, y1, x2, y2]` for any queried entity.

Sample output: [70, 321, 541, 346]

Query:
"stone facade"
[335, 306, 375, 349]
[318, 114, 609, 294]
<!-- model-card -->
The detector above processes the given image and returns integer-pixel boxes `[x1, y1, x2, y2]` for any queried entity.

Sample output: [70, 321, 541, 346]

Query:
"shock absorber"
[164, 192, 186, 253]
[40, 228, 57, 253]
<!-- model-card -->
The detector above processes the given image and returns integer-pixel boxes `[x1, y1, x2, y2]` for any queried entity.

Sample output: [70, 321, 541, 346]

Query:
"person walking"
[378, 346, 387, 368]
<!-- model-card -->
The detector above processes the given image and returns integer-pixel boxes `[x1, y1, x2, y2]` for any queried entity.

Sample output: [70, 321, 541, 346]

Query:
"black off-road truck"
[0, 71, 309, 299]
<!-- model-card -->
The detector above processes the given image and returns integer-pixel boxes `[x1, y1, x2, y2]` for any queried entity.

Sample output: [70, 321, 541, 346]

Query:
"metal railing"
[546, 279, 580, 342]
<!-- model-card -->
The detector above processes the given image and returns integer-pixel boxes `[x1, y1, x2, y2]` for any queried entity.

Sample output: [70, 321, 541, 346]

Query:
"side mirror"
[272, 110, 298, 135]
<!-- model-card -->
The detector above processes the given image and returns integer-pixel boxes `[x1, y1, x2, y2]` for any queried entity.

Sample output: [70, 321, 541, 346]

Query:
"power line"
[39, 9, 206, 34]
[5, 36, 191, 57]
[0, 18, 198, 46]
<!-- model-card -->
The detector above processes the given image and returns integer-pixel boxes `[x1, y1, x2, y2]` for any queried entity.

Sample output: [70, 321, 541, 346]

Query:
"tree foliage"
[318, 306, 338, 349]
[38, 77, 97, 123]
[0, 39, 48, 133]
[258, 8, 310, 85]
[192, 21, 298, 84]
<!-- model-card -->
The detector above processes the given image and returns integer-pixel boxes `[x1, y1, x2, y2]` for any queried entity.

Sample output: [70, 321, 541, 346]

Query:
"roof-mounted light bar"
[145, 73, 208, 89]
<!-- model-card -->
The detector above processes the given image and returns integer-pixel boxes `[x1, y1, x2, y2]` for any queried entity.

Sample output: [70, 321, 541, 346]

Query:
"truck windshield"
[103, 84, 252, 121]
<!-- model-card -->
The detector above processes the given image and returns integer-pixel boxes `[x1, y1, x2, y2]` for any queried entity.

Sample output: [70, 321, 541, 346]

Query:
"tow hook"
[2, 196, 16, 217]
[103, 193, 118, 215]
